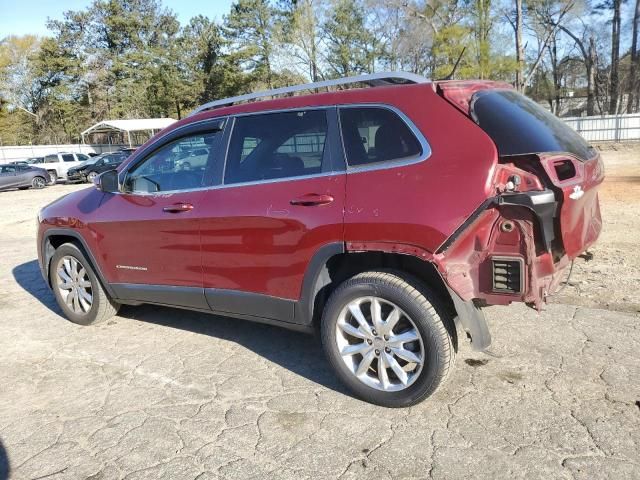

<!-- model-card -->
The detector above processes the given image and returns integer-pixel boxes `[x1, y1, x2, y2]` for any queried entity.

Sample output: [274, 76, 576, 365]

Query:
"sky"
[0, 0, 235, 38]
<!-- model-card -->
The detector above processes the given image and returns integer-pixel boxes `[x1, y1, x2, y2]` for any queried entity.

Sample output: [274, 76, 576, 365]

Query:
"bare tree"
[627, 0, 640, 112]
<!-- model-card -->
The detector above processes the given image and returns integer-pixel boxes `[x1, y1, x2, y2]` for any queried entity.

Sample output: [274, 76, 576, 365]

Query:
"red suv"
[37, 73, 603, 407]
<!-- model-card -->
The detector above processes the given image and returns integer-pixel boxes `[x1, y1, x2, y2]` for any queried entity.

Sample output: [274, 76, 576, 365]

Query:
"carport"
[80, 118, 177, 147]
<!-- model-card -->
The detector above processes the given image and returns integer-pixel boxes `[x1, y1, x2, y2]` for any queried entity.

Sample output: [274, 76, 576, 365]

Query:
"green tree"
[180, 15, 249, 107]
[323, 0, 378, 77]
[225, 0, 276, 87]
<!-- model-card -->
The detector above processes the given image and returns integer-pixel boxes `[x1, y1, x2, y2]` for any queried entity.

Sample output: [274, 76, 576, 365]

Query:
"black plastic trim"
[437, 189, 558, 253]
[205, 288, 295, 323]
[294, 242, 345, 325]
[110, 286, 313, 333]
[446, 286, 492, 351]
[111, 283, 209, 310]
[497, 190, 557, 250]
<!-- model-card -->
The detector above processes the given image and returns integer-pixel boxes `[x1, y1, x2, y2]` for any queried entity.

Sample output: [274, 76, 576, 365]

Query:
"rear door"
[15, 164, 32, 186]
[198, 108, 345, 323]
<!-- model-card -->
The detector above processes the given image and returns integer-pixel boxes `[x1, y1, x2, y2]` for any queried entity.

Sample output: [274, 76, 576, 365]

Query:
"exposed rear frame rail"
[189, 71, 430, 116]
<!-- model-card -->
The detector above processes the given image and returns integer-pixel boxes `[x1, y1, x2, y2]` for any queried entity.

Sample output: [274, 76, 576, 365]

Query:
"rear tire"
[47, 170, 57, 185]
[49, 243, 119, 326]
[321, 271, 456, 407]
[87, 171, 97, 183]
[32, 176, 46, 189]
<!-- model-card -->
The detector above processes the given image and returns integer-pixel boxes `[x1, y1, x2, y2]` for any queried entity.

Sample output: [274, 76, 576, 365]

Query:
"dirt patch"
[465, 358, 489, 367]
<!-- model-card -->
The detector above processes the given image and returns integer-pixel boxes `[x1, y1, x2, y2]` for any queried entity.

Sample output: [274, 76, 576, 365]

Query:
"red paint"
[38, 79, 603, 311]
[198, 174, 345, 299]
[537, 153, 604, 257]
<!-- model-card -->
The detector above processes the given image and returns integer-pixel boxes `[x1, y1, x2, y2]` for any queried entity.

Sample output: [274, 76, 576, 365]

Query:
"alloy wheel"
[56, 255, 93, 315]
[335, 296, 424, 392]
[32, 177, 46, 189]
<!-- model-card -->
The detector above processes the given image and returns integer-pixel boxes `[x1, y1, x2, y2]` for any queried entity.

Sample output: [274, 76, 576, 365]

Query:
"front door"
[199, 108, 346, 323]
[90, 124, 226, 309]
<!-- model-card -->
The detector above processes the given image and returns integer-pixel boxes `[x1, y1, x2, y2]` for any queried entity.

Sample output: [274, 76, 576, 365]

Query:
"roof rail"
[189, 71, 429, 116]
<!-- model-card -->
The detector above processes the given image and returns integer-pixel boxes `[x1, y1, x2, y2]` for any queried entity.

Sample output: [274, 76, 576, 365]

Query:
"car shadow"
[118, 304, 347, 395]
[12, 260, 63, 316]
[0, 438, 8, 480]
[12, 260, 348, 397]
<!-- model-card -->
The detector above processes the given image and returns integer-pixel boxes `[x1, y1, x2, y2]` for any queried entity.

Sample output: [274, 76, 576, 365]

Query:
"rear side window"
[339, 107, 422, 167]
[225, 110, 328, 185]
[62, 154, 75, 162]
[471, 90, 595, 160]
[77, 154, 89, 161]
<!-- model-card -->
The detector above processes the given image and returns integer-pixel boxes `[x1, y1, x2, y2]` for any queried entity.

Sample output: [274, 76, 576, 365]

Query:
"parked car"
[1, 163, 50, 190]
[67, 150, 134, 183]
[38, 152, 91, 184]
[37, 73, 604, 407]
[65, 156, 102, 183]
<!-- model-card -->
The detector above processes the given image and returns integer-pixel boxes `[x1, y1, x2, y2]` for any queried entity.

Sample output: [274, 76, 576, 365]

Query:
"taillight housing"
[493, 163, 544, 194]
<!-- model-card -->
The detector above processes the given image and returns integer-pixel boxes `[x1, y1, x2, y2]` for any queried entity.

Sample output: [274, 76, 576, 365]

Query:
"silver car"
[0, 163, 50, 191]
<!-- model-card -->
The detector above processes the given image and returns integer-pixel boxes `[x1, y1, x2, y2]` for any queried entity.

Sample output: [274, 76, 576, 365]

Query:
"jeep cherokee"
[37, 72, 603, 407]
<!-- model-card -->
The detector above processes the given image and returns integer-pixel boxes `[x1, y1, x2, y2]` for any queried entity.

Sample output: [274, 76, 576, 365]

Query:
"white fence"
[1, 114, 639, 163]
[564, 113, 640, 142]
[0, 144, 128, 164]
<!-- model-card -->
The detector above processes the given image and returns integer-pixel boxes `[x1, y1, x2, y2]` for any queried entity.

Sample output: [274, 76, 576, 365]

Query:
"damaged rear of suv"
[37, 73, 603, 407]
[436, 82, 603, 311]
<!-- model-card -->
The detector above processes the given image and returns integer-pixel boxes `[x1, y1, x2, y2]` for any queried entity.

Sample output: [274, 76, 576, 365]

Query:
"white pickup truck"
[32, 152, 91, 184]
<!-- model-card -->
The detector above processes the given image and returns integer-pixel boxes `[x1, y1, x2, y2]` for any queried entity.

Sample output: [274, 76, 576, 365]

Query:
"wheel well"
[44, 235, 86, 286]
[309, 251, 455, 328]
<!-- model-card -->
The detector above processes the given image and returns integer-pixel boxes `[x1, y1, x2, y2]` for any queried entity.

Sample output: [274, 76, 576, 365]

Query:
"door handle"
[290, 194, 334, 207]
[163, 202, 194, 213]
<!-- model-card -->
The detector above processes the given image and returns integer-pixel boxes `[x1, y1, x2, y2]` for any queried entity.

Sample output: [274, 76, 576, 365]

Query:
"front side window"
[339, 107, 422, 167]
[45, 154, 59, 163]
[62, 154, 76, 162]
[225, 110, 328, 185]
[124, 131, 218, 193]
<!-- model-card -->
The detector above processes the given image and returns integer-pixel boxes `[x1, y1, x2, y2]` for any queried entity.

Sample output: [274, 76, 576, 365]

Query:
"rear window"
[471, 90, 595, 161]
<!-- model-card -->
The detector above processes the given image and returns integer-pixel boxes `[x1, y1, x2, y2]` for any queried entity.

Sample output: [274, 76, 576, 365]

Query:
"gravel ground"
[0, 147, 639, 480]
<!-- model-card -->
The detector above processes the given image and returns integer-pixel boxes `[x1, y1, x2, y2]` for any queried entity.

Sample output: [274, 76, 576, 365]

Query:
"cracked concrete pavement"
[1, 151, 639, 479]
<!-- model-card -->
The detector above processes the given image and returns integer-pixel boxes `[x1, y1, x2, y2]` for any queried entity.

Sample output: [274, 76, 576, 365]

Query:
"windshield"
[471, 90, 595, 161]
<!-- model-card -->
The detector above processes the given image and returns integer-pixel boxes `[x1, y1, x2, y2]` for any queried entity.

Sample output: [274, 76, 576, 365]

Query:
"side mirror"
[94, 169, 119, 193]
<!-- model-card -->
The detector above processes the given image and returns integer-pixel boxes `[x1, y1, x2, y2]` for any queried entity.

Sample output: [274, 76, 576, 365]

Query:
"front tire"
[87, 171, 97, 183]
[49, 243, 119, 325]
[321, 271, 456, 407]
[47, 170, 57, 185]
